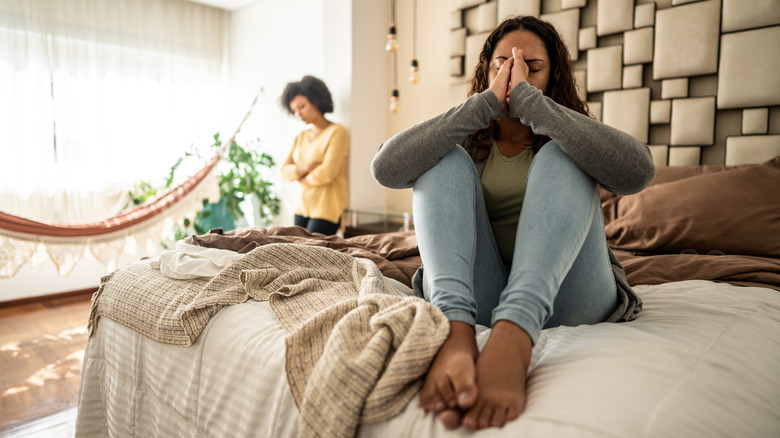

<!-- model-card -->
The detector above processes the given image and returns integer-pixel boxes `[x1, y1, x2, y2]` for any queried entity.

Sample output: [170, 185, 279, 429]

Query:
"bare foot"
[461, 320, 532, 430]
[419, 322, 479, 428]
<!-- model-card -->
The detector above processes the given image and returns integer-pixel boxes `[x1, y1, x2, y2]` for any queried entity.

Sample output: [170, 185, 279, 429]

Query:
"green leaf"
[126, 133, 281, 245]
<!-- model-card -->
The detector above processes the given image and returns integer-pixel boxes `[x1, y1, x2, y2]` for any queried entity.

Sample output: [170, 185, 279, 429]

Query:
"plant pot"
[195, 197, 236, 232]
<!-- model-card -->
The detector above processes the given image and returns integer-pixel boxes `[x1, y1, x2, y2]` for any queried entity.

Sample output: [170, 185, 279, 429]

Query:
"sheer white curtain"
[0, 0, 227, 223]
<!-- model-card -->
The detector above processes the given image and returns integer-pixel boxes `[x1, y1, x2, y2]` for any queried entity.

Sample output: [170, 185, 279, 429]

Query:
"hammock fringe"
[0, 156, 221, 278]
[1, 89, 262, 279]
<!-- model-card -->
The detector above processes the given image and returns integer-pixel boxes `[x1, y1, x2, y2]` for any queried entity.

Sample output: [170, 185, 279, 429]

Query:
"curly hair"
[280, 75, 334, 115]
[466, 16, 589, 161]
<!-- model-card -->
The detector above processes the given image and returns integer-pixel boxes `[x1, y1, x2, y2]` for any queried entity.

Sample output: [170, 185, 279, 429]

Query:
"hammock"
[0, 92, 260, 278]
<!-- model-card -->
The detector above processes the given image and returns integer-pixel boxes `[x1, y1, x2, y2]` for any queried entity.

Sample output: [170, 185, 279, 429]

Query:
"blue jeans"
[412, 142, 617, 343]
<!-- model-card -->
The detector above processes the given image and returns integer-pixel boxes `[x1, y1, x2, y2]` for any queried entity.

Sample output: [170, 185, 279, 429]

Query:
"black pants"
[294, 214, 340, 236]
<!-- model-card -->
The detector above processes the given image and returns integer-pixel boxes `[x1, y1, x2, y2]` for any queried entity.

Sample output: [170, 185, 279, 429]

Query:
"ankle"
[444, 321, 479, 357]
[486, 321, 532, 363]
[492, 320, 531, 340]
[449, 321, 476, 337]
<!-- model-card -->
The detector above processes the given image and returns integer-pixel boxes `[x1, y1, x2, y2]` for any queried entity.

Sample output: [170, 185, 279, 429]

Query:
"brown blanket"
[614, 250, 780, 292]
[185, 226, 421, 288]
[185, 226, 780, 293]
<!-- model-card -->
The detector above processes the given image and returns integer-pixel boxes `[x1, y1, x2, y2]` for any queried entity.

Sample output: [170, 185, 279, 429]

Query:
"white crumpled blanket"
[150, 240, 242, 279]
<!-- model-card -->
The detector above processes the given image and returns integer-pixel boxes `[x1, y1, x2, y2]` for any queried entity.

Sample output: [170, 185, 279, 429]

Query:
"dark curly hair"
[280, 75, 334, 115]
[466, 16, 589, 161]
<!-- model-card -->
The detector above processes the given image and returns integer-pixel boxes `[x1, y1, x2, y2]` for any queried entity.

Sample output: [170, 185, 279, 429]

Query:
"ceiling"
[186, 0, 258, 11]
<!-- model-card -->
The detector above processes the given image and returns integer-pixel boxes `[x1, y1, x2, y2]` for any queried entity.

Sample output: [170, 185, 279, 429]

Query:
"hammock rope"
[0, 156, 220, 238]
[0, 90, 262, 278]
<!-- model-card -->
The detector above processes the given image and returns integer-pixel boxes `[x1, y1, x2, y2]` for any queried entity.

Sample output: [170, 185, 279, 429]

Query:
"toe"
[439, 409, 462, 429]
[419, 380, 444, 411]
[506, 402, 521, 422]
[461, 405, 480, 431]
[478, 405, 494, 429]
[456, 386, 477, 409]
[491, 404, 508, 427]
[435, 375, 456, 408]
[451, 370, 477, 409]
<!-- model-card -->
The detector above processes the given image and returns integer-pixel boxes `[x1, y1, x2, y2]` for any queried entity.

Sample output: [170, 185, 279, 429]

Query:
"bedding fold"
[88, 242, 448, 438]
[184, 226, 421, 288]
[252, 247, 449, 437]
[615, 250, 780, 292]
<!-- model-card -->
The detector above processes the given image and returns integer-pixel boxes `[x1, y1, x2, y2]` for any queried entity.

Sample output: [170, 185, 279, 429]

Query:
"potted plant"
[127, 133, 280, 244]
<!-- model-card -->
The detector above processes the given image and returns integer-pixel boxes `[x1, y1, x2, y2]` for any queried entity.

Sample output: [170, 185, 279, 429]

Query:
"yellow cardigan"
[280, 123, 349, 223]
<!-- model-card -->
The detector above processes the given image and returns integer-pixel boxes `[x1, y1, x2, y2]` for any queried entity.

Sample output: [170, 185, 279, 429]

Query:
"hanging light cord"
[393, 0, 398, 88]
[394, 48, 398, 89]
[412, 0, 417, 59]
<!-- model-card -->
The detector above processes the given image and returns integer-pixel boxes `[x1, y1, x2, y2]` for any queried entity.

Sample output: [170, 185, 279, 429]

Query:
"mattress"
[76, 278, 780, 437]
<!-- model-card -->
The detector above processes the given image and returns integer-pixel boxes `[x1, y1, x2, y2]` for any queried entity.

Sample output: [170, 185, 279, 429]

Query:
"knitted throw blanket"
[89, 243, 449, 437]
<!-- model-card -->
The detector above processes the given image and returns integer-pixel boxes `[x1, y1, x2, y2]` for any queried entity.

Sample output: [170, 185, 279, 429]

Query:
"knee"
[415, 147, 477, 186]
[528, 141, 597, 195]
[530, 141, 587, 179]
[439, 147, 474, 169]
[531, 141, 568, 169]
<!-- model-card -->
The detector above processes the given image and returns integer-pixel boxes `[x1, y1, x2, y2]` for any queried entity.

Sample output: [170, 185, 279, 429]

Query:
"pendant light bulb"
[385, 25, 399, 52]
[409, 59, 420, 84]
[389, 89, 400, 113]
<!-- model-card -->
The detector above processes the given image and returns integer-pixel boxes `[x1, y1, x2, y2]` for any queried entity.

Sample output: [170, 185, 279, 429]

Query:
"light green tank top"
[480, 141, 534, 265]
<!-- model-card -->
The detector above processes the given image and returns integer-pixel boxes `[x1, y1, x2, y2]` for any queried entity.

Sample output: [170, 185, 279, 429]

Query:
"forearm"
[306, 163, 342, 186]
[371, 90, 502, 189]
[307, 130, 348, 186]
[280, 162, 301, 182]
[509, 82, 655, 194]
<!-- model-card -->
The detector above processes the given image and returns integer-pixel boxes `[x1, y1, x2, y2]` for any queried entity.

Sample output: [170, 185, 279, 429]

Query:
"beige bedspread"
[88, 242, 447, 437]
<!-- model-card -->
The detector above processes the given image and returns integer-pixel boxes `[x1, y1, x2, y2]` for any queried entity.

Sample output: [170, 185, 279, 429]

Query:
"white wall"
[0, 250, 152, 302]
[226, 0, 326, 226]
[1, 0, 456, 301]
[226, 0, 462, 218]
[225, 0, 461, 218]
[349, 0, 391, 211]
[383, 0, 465, 214]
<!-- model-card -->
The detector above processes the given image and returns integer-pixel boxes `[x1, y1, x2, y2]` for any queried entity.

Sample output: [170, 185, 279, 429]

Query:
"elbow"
[371, 141, 418, 189]
[371, 143, 394, 188]
[640, 159, 656, 189]
[636, 149, 656, 190]
[370, 154, 394, 188]
[621, 140, 656, 194]
[371, 153, 410, 189]
[623, 154, 656, 195]
[603, 150, 656, 196]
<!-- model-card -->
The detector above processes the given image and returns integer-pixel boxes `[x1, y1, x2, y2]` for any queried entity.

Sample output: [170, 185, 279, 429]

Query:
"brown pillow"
[605, 156, 780, 257]
[646, 161, 760, 186]
[600, 161, 765, 226]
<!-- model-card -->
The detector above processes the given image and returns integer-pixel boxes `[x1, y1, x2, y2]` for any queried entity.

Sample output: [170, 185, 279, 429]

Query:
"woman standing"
[371, 17, 654, 431]
[280, 76, 349, 235]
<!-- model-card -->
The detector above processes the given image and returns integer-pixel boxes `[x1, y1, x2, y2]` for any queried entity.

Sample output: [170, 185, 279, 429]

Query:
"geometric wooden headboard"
[448, 0, 780, 166]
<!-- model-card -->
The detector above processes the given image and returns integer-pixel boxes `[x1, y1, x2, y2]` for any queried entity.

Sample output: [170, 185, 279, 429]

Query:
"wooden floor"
[0, 293, 92, 434]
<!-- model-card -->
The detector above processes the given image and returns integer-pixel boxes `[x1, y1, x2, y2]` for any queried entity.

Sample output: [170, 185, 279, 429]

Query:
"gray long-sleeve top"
[370, 82, 656, 323]
[372, 82, 655, 194]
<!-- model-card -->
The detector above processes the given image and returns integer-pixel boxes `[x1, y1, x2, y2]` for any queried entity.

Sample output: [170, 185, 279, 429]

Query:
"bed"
[75, 157, 780, 437]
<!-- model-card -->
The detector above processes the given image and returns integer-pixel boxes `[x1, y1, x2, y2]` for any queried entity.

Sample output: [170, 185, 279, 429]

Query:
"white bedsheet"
[76, 280, 780, 437]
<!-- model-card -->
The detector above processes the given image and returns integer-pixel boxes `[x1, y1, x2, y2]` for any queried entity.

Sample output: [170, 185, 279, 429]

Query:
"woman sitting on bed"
[371, 16, 655, 431]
